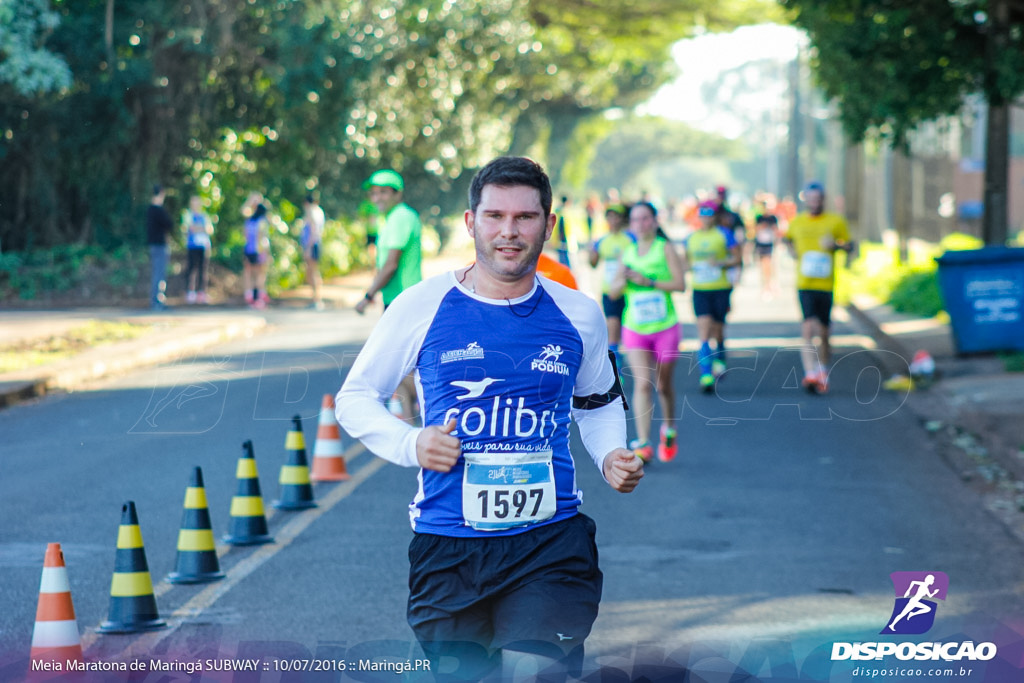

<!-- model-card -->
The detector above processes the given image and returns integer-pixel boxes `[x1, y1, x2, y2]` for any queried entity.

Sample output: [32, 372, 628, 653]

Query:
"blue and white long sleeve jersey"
[336, 271, 627, 538]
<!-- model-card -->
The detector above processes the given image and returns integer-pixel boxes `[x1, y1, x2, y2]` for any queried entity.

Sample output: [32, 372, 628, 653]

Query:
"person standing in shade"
[609, 202, 687, 463]
[587, 203, 635, 360]
[356, 169, 423, 418]
[336, 156, 642, 683]
[301, 194, 326, 310]
[241, 193, 271, 309]
[146, 185, 174, 311]
[683, 200, 742, 392]
[784, 182, 853, 394]
[182, 195, 214, 304]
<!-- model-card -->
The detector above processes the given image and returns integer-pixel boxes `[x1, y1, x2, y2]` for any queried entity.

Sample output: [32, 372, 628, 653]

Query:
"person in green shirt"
[608, 202, 687, 464]
[356, 169, 423, 313]
[587, 203, 635, 359]
[356, 168, 423, 417]
[683, 200, 743, 392]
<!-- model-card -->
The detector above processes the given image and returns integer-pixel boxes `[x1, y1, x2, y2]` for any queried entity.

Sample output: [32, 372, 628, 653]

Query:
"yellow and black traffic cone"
[223, 440, 274, 546]
[310, 394, 350, 482]
[30, 543, 83, 668]
[166, 467, 224, 584]
[273, 415, 317, 510]
[96, 501, 167, 633]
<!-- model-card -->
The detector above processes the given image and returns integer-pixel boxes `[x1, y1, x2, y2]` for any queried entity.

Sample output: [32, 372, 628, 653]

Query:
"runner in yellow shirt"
[784, 182, 854, 394]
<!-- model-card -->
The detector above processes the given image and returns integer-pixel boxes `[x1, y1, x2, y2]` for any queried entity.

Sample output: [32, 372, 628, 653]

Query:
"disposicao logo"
[881, 571, 948, 635]
[831, 571, 998, 663]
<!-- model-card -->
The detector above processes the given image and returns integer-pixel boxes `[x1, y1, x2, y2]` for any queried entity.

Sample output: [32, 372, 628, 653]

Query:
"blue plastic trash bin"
[935, 246, 1024, 354]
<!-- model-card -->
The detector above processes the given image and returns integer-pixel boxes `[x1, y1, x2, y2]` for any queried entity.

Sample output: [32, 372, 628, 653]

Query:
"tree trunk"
[982, 0, 1010, 246]
[105, 0, 114, 64]
[892, 148, 911, 263]
[843, 141, 863, 238]
[982, 100, 1009, 246]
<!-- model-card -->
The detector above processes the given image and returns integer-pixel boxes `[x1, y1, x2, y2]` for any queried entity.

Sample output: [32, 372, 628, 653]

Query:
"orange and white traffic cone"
[273, 416, 317, 510]
[310, 394, 350, 482]
[30, 543, 82, 668]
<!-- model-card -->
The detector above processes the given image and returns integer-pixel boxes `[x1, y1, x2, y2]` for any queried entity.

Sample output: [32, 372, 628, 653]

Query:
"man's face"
[805, 189, 824, 215]
[466, 184, 554, 283]
[369, 185, 400, 214]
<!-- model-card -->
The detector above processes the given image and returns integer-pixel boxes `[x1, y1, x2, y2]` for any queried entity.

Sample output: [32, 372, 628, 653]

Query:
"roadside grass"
[0, 320, 154, 373]
[838, 232, 984, 317]
[841, 232, 1024, 373]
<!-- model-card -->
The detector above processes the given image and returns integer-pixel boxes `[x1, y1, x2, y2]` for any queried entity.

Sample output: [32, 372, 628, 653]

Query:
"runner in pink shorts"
[608, 202, 688, 463]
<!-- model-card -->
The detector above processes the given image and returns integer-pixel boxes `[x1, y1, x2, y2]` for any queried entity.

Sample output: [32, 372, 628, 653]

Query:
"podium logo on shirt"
[531, 344, 569, 376]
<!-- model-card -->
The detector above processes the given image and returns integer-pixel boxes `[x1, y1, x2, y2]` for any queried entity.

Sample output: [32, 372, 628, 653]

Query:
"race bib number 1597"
[462, 450, 556, 531]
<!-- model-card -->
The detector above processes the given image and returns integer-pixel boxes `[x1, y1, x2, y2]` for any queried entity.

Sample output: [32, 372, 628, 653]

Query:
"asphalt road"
[1, 263, 1022, 682]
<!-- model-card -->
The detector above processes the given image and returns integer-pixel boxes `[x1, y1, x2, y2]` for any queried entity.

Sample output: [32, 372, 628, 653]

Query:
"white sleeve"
[335, 284, 438, 467]
[560, 287, 627, 476]
[574, 399, 627, 482]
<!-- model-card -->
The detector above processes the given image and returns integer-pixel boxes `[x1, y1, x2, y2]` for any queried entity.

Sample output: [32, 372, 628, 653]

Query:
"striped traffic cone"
[166, 467, 224, 584]
[30, 543, 82, 667]
[273, 415, 317, 510]
[97, 501, 166, 633]
[310, 394, 350, 482]
[223, 440, 274, 546]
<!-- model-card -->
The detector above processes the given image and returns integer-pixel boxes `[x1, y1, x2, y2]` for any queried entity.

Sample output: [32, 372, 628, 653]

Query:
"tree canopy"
[783, 0, 1024, 243]
[1, 0, 775, 253]
[782, 0, 1024, 145]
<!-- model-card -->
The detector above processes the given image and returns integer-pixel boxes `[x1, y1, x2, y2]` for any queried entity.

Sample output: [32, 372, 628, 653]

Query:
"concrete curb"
[843, 299, 912, 374]
[0, 315, 267, 408]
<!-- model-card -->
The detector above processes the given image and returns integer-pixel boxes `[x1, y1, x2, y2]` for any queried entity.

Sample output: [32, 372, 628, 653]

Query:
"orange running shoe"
[657, 427, 678, 463]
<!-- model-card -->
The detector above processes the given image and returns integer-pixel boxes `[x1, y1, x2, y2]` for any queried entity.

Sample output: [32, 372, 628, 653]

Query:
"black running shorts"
[602, 293, 626, 320]
[407, 513, 602, 678]
[692, 288, 732, 323]
[798, 289, 834, 326]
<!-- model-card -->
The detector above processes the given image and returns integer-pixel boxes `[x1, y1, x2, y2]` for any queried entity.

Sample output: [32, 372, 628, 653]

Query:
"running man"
[609, 202, 687, 463]
[784, 182, 853, 394]
[887, 574, 939, 632]
[587, 203, 635, 359]
[684, 200, 743, 392]
[336, 156, 643, 682]
[356, 169, 423, 418]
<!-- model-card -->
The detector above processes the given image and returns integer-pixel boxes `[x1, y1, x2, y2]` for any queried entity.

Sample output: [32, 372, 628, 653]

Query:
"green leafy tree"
[587, 115, 748, 194]
[781, 0, 1024, 244]
[1, 0, 777, 261]
[0, 0, 71, 95]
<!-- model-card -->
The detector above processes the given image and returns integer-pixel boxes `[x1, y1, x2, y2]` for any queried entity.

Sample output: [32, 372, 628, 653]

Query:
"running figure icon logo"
[881, 571, 949, 635]
[531, 344, 569, 375]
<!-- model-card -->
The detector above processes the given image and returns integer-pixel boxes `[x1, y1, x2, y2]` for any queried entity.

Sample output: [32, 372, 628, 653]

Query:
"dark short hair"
[468, 156, 552, 215]
[630, 201, 658, 218]
[152, 184, 163, 196]
[305, 194, 315, 204]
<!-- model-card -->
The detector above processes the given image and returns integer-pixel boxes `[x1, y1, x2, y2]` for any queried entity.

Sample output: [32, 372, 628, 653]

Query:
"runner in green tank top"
[609, 202, 687, 464]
